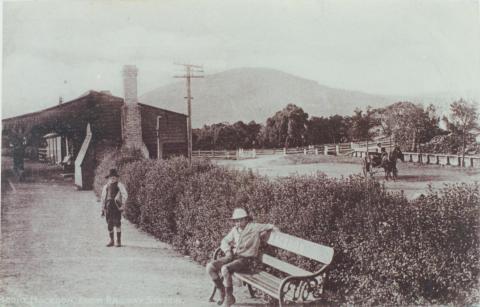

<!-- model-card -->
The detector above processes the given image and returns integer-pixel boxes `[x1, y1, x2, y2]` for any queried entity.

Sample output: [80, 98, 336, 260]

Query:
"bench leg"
[208, 285, 217, 302]
[247, 284, 255, 298]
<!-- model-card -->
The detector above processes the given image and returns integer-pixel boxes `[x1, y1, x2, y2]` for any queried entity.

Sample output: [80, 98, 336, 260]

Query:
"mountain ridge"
[138, 67, 459, 127]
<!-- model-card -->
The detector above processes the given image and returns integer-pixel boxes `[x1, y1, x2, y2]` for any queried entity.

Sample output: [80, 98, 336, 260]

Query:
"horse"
[382, 146, 404, 180]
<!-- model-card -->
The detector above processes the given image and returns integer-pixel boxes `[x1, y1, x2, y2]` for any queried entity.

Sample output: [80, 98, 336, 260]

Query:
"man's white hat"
[231, 208, 248, 220]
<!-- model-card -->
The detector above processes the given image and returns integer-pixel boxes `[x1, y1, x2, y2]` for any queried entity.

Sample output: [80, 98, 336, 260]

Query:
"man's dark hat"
[105, 169, 119, 178]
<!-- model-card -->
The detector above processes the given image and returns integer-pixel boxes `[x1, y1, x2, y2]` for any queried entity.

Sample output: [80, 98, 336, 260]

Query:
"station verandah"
[2, 91, 124, 188]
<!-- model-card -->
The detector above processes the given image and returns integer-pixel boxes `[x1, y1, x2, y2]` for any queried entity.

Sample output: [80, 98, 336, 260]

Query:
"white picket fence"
[192, 144, 352, 160]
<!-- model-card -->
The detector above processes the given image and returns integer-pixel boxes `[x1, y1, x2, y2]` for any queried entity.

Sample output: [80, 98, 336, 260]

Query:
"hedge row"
[94, 150, 479, 306]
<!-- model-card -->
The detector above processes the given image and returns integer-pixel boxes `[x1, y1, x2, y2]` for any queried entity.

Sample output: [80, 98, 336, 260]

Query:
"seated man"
[206, 208, 278, 307]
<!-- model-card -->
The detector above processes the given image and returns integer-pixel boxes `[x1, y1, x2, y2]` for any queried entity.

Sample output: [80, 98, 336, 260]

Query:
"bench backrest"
[260, 231, 334, 276]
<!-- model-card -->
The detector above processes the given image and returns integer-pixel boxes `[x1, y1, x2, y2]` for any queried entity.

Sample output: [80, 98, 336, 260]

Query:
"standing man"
[206, 208, 278, 307]
[101, 169, 128, 247]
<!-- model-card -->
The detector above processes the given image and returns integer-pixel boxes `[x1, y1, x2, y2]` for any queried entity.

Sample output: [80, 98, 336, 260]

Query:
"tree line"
[193, 99, 478, 154]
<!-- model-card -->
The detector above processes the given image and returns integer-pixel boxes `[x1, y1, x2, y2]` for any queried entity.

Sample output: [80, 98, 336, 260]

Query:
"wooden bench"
[209, 231, 334, 306]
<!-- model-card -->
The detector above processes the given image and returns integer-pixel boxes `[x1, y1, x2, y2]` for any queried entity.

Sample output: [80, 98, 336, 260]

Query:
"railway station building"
[2, 65, 188, 189]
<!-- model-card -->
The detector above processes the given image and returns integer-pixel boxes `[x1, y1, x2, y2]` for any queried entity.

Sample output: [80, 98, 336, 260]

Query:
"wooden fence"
[192, 150, 239, 160]
[352, 149, 480, 168]
[402, 152, 480, 168]
[193, 142, 480, 168]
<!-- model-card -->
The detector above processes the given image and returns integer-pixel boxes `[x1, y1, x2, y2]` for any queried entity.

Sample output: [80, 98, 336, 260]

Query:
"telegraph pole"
[174, 63, 204, 164]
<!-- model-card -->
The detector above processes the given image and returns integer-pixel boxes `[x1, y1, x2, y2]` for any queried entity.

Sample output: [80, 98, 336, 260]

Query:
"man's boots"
[224, 286, 235, 307]
[106, 232, 114, 247]
[116, 232, 122, 247]
[213, 278, 225, 305]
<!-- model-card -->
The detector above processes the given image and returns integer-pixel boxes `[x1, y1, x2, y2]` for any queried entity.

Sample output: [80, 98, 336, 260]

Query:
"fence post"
[315, 148, 318, 155]
[324, 146, 328, 155]
[446, 156, 450, 165]
[253, 149, 256, 158]
[336, 145, 340, 155]
[304, 148, 307, 155]
[283, 148, 287, 155]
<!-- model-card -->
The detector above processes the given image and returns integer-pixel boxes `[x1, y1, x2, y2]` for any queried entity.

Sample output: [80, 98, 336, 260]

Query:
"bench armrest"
[278, 264, 330, 303]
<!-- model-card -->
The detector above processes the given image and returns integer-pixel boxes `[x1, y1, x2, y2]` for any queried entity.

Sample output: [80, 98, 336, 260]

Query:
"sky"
[2, 0, 480, 119]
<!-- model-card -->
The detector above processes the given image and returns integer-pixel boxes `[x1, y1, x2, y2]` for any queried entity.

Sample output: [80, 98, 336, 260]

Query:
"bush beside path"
[94, 150, 479, 306]
[0, 179, 255, 307]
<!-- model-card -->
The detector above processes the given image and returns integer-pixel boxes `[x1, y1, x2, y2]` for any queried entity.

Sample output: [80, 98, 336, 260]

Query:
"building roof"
[138, 102, 187, 118]
[2, 90, 186, 132]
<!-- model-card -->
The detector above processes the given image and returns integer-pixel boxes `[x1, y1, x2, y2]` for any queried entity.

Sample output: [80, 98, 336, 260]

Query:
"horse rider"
[380, 147, 389, 167]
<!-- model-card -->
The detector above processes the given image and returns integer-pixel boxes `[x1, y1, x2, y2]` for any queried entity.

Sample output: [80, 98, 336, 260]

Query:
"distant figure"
[206, 208, 278, 307]
[12, 137, 26, 181]
[376, 143, 382, 153]
[61, 154, 73, 172]
[101, 169, 128, 247]
[380, 147, 389, 167]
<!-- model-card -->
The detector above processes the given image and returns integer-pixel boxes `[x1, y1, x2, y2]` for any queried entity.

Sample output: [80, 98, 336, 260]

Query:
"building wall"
[89, 93, 123, 145]
[139, 103, 187, 159]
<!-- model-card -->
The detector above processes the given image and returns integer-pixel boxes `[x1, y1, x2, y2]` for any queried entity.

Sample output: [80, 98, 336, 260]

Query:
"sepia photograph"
[1, 0, 479, 306]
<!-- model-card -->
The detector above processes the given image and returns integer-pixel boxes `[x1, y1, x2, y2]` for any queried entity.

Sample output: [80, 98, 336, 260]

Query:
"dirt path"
[0, 180, 257, 307]
[216, 154, 480, 199]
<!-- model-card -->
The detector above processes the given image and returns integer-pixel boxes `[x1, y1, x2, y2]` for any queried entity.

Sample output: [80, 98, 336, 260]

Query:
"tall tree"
[307, 115, 351, 145]
[246, 121, 262, 148]
[375, 102, 439, 151]
[307, 116, 329, 145]
[348, 107, 378, 142]
[259, 104, 308, 148]
[449, 99, 479, 166]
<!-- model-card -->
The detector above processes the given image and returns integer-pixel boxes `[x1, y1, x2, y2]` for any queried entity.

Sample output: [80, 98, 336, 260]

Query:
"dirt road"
[217, 154, 480, 199]
[0, 180, 256, 307]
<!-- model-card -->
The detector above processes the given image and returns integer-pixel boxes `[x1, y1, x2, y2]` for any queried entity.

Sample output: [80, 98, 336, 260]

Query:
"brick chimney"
[122, 65, 149, 158]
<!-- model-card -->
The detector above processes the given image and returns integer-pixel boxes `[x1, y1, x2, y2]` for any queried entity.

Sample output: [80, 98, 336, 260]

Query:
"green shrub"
[173, 170, 479, 305]
[138, 157, 213, 242]
[92, 152, 479, 305]
[121, 160, 155, 224]
[174, 167, 268, 263]
[408, 183, 480, 305]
